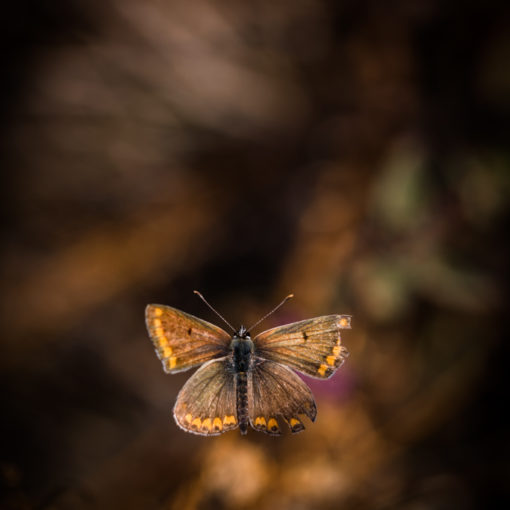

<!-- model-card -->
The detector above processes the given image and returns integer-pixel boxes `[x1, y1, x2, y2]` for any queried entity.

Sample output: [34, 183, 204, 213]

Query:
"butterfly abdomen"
[231, 335, 254, 435]
[236, 371, 249, 434]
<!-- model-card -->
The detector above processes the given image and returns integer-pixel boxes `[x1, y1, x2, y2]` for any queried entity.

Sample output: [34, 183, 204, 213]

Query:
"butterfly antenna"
[193, 290, 236, 333]
[246, 293, 294, 334]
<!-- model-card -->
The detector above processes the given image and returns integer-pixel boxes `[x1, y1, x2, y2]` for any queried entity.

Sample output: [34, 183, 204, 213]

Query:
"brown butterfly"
[145, 292, 350, 436]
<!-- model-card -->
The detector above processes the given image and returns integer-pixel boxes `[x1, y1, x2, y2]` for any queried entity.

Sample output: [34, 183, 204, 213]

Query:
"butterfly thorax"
[231, 332, 254, 372]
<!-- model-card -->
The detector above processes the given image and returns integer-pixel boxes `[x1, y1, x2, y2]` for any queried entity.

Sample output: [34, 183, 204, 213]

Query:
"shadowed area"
[1, 1, 509, 508]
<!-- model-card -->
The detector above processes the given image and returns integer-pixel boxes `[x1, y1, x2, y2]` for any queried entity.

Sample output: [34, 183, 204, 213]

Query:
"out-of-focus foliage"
[1, 1, 509, 509]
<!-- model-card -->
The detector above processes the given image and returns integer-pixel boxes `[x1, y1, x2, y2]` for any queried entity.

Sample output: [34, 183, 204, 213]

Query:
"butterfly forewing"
[254, 315, 351, 379]
[145, 304, 231, 374]
[248, 358, 317, 435]
[173, 357, 238, 436]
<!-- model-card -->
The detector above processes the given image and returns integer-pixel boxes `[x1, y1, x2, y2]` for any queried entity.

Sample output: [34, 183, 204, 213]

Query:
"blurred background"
[1, 1, 509, 508]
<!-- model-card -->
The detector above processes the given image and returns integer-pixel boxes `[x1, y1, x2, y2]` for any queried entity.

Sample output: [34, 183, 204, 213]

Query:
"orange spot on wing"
[223, 415, 236, 426]
[154, 308, 163, 317]
[161, 346, 173, 358]
[254, 416, 266, 427]
[288, 417, 304, 432]
[201, 418, 212, 431]
[213, 417, 223, 431]
[185, 413, 192, 424]
[339, 317, 350, 328]
[318, 364, 328, 376]
[157, 337, 169, 348]
[154, 328, 165, 337]
[326, 355, 336, 366]
[191, 417, 202, 428]
[267, 418, 279, 432]
[153, 318, 162, 327]
[166, 357, 177, 370]
[332, 346, 341, 356]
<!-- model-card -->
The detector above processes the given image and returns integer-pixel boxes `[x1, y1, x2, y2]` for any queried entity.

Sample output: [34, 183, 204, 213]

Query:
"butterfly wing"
[146, 304, 231, 374]
[173, 357, 238, 436]
[248, 358, 317, 435]
[254, 315, 351, 379]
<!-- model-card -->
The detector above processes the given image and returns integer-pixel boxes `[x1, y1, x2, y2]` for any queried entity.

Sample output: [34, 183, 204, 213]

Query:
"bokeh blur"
[1, 1, 509, 508]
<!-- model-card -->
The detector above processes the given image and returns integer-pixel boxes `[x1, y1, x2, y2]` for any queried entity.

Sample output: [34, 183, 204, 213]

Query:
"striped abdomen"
[236, 372, 249, 434]
[231, 334, 254, 435]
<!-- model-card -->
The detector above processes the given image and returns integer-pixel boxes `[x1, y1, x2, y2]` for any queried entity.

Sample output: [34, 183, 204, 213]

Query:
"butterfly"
[145, 291, 350, 436]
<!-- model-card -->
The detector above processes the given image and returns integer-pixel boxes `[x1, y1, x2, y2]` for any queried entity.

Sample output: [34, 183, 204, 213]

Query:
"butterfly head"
[236, 325, 249, 338]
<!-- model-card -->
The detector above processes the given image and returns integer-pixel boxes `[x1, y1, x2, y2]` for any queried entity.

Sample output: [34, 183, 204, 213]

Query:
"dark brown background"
[1, 1, 509, 509]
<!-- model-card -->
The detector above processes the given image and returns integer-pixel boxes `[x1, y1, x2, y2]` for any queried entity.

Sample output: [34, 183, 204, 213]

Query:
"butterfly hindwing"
[248, 358, 317, 435]
[173, 357, 238, 436]
[145, 304, 231, 374]
[254, 315, 351, 379]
